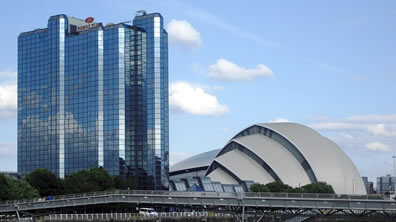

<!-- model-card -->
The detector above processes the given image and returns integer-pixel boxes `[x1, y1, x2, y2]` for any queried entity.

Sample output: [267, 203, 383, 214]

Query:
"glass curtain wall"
[19, 14, 167, 191]
[133, 12, 169, 190]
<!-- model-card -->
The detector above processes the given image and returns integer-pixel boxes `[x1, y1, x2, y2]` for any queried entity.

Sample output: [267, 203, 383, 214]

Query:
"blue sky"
[0, 0, 395, 183]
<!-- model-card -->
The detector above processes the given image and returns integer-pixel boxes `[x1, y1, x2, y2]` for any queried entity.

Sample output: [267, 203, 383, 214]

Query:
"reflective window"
[18, 14, 169, 190]
[233, 185, 244, 193]
[212, 182, 224, 192]
[173, 181, 186, 191]
[223, 185, 234, 193]
[133, 13, 169, 190]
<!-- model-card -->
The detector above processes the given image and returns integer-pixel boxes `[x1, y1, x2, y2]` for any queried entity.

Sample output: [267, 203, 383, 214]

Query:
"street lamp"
[393, 155, 396, 177]
[393, 155, 396, 192]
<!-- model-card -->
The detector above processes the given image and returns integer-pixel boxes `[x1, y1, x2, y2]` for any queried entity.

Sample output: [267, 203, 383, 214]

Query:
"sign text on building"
[77, 23, 101, 32]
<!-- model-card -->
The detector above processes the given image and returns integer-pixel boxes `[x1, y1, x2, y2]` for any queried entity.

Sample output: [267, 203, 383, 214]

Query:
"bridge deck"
[1, 191, 395, 218]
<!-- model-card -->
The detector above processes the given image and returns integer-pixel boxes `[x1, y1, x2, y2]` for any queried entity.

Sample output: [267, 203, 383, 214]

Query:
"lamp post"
[393, 155, 396, 192]
[393, 155, 396, 177]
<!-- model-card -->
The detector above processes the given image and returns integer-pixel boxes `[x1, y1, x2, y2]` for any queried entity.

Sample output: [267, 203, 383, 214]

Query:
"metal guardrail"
[0, 212, 236, 221]
[45, 212, 234, 220]
[0, 190, 388, 206]
[1, 190, 396, 218]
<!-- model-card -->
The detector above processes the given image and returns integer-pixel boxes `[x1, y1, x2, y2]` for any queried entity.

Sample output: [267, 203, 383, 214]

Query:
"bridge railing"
[44, 212, 233, 221]
[0, 190, 387, 206]
[242, 192, 385, 200]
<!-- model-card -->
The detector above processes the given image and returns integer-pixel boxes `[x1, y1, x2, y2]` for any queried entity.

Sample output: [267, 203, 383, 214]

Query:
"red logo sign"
[85, 17, 94, 23]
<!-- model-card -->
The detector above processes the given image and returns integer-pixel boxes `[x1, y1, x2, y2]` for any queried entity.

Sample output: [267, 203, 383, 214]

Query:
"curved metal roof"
[258, 122, 366, 195]
[214, 149, 275, 184]
[170, 149, 220, 172]
[234, 134, 311, 187]
[170, 122, 366, 195]
[207, 166, 238, 184]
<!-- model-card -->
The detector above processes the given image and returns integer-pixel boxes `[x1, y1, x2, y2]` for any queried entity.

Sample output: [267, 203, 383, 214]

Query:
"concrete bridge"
[1, 190, 396, 221]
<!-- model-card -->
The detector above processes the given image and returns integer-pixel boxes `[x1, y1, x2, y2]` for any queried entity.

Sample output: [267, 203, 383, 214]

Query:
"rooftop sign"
[77, 23, 101, 32]
[85, 17, 94, 23]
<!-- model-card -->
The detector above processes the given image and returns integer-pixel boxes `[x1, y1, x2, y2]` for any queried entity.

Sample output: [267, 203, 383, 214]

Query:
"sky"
[0, 0, 395, 183]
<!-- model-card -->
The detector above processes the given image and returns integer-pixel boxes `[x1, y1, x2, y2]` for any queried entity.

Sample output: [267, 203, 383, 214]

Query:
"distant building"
[362, 176, 376, 194]
[362, 177, 369, 193]
[377, 174, 396, 193]
[368, 181, 375, 194]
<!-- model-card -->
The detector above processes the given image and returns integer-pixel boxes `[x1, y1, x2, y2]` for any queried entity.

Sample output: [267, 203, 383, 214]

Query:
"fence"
[0, 190, 387, 206]
[0, 212, 235, 221]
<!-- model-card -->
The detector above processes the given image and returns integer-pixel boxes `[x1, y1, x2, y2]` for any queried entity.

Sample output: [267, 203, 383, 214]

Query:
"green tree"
[301, 182, 335, 194]
[291, 187, 304, 193]
[250, 183, 270, 192]
[4, 176, 39, 200]
[114, 176, 137, 190]
[0, 175, 9, 200]
[88, 168, 114, 191]
[25, 169, 64, 197]
[64, 168, 114, 194]
[266, 181, 294, 193]
[64, 169, 91, 194]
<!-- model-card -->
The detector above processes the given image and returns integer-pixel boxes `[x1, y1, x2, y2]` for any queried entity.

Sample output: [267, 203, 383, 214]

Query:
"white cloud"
[366, 142, 391, 152]
[0, 81, 17, 119]
[189, 83, 226, 93]
[169, 81, 229, 116]
[342, 133, 354, 140]
[367, 124, 396, 136]
[208, 58, 273, 81]
[269, 117, 290, 123]
[169, 151, 192, 166]
[310, 119, 396, 137]
[346, 114, 396, 123]
[167, 19, 202, 50]
[0, 71, 17, 80]
[0, 142, 16, 157]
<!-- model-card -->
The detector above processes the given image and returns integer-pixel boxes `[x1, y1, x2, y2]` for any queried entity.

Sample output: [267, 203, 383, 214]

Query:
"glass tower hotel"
[17, 11, 169, 190]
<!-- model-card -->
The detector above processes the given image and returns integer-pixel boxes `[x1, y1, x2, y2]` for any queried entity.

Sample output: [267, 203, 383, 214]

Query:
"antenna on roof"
[136, 10, 147, 16]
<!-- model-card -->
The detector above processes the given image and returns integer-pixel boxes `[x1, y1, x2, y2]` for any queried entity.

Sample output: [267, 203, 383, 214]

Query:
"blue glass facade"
[133, 12, 169, 190]
[18, 13, 168, 190]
